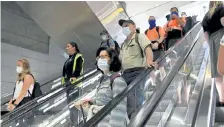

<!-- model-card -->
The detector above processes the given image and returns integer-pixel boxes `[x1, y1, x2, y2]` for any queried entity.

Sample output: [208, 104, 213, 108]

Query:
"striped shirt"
[93, 75, 128, 127]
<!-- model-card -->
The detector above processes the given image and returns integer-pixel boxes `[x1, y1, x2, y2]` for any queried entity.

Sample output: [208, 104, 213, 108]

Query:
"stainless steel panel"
[17, 1, 105, 65]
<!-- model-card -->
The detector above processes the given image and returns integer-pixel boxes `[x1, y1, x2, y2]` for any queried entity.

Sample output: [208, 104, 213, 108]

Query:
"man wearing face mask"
[118, 19, 155, 85]
[100, 30, 115, 49]
[118, 19, 155, 117]
[145, 16, 165, 61]
[164, 7, 186, 50]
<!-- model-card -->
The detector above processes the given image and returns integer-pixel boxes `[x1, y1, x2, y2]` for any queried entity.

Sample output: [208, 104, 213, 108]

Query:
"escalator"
[81, 22, 208, 127]
[1, 22, 204, 127]
[0, 67, 102, 126]
[79, 23, 204, 127]
[194, 63, 224, 126]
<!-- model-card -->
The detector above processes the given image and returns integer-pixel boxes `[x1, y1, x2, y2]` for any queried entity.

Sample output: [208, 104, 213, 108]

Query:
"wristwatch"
[221, 37, 224, 46]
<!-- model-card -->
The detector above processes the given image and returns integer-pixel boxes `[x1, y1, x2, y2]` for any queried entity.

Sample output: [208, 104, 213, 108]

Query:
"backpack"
[99, 73, 121, 90]
[145, 26, 165, 50]
[24, 74, 42, 99]
[101, 39, 120, 55]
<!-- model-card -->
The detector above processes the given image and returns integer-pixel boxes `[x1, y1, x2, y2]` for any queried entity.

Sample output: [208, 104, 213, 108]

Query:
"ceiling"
[125, 1, 195, 19]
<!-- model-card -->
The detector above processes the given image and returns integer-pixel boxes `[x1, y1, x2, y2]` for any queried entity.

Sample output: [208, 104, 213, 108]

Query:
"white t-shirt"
[13, 81, 34, 100]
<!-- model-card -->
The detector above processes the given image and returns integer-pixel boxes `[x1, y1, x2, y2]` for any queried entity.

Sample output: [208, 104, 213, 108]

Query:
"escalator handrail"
[82, 22, 202, 127]
[1, 66, 98, 120]
[1, 62, 97, 106]
[128, 26, 202, 127]
[207, 78, 216, 127]
[1, 62, 96, 105]
[1, 68, 100, 125]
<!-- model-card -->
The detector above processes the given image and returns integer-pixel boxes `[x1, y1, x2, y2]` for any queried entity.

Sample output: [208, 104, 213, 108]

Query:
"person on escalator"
[164, 7, 186, 50]
[217, 35, 224, 76]
[100, 30, 120, 55]
[145, 16, 165, 61]
[61, 41, 84, 86]
[7, 59, 35, 111]
[118, 19, 156, 117]
[75, 47, 128, 127]
[202, 1, 224, 106]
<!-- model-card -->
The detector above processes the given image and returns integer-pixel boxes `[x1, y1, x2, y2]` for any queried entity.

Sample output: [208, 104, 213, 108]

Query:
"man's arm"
[176, 17, 185, 27]
[157, 27, 165, 43]
[145, 46, 154, 64]
[138, 34, 155, 65]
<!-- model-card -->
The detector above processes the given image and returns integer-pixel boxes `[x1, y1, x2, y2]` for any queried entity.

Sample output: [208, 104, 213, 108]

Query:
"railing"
[1, 66, 99, 125]
[207, 79, 216, 127]
[82, 22, 202, 127]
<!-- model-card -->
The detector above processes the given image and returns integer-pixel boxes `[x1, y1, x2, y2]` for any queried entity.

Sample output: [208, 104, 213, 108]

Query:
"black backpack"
[101, 39, 120, 55]
[24, 74, 42, 99]
[29, 80, 42, 99]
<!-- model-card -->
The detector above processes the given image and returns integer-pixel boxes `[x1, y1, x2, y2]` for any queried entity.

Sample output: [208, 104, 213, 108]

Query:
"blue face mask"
[171, 12, 179, 17]
[149, 20, 156, 29]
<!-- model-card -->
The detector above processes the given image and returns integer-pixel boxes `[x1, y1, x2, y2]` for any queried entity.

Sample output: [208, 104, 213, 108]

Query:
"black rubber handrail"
[82, 22, 202, 127]
[1, 66, 98, 120]
[128, 27, 202, 127]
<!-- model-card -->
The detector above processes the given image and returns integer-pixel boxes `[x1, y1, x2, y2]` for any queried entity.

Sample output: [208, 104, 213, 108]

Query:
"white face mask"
[97, 58, 109, 72]
[16, 66, 23, 74]
[122, 27, 132, 36]
[101, 35, 107, 41]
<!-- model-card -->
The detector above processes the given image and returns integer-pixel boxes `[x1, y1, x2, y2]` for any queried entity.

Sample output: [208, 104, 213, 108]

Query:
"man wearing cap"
[100, 30, 115, 49]
[118, 19, 155, 84]
[118, 19, 155, 117]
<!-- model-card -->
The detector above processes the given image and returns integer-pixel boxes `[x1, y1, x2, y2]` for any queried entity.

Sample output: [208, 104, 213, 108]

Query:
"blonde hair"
[17, 59, 31, 81]
[209, 1, 223, 18]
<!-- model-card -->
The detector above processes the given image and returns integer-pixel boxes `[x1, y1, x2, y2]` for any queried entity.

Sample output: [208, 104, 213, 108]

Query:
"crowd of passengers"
[6, 2, 224, 127]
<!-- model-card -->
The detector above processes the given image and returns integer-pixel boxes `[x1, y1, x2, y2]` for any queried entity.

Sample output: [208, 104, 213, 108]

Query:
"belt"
[123, 67, 145, 73]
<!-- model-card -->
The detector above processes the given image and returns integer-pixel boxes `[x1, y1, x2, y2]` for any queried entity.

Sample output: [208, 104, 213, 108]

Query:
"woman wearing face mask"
[202, 1, 224, 106]
[61, 41, 84, 85]
[76, 47, 128, 127]
[8, 59, 35, 111]
[145, 16, 165, 61]
[164, 7, 186, 50]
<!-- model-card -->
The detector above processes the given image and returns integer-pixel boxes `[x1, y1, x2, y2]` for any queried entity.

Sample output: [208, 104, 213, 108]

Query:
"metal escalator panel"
[144, 34, 209, 127]
[1, 71, 102, 127]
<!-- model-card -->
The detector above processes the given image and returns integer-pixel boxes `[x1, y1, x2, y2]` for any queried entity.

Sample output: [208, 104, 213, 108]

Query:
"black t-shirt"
[202, 6, 224, 35]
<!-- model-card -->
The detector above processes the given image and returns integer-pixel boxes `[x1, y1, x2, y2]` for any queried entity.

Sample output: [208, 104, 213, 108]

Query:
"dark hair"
[170, 7, 179, 12]
[68, 41, 80, 53]
[149, 16, 155, 19]
[166, 14, 170, 21]
[96, 47, 121, 73]
[100, 30, 109, 35]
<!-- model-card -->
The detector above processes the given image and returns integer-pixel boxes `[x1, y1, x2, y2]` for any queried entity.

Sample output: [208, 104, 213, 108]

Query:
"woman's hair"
[68, 41, 80, 53]
[96, 47, 121, 73]
[209, 1, 223, 18]
[17, 59, 31, 81]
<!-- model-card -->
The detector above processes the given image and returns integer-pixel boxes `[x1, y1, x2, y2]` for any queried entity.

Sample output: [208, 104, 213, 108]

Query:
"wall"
[1, 1, 50, 54]
[1, 38, 67, 101]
